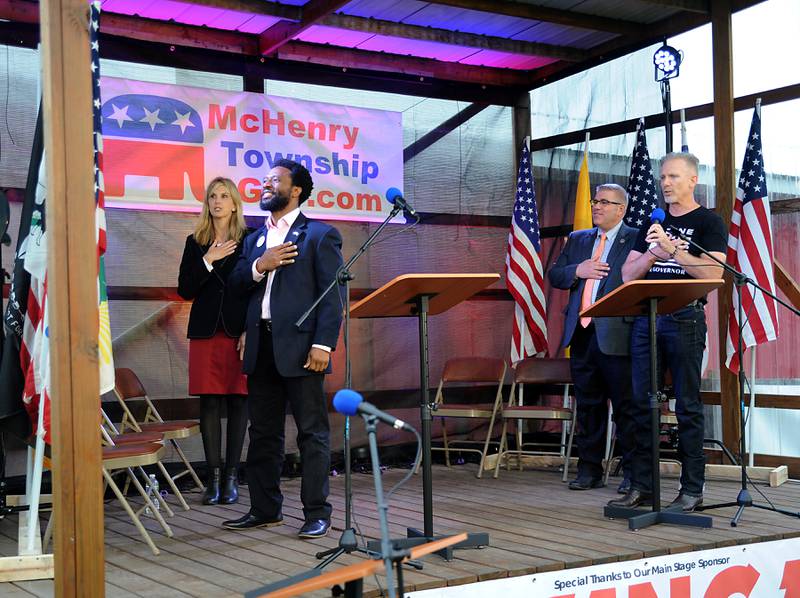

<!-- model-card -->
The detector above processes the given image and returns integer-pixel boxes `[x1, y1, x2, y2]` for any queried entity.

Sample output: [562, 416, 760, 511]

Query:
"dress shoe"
[667, 493, 703, 512]
[222, 511, 283, 530]
[568, 475, 604, 491]
[616, 478, 631, 495]
[202, 468, 221, 505]
[298, 519, 330, 539]
[607, 489, 652, 508]
[220, 467, 239, 505]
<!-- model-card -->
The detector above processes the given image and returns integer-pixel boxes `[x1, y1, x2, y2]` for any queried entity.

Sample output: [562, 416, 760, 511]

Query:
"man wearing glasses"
[549, 183, 637, 494]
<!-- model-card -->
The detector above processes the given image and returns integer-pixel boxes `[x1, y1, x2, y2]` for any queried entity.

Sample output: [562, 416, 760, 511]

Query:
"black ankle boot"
[221, 467, 239, 504]
[202, 467, 221, 505]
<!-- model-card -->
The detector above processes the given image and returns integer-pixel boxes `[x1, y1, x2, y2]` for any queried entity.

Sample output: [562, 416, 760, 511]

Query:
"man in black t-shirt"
[608, 152, 726, 513]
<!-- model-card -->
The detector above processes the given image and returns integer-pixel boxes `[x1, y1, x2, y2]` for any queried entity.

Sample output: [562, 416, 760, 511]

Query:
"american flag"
[92, 0, 115, 393]
[506, 141, 547, 362]
[725, 106, 779, 373]
[625, 118, 660, 227]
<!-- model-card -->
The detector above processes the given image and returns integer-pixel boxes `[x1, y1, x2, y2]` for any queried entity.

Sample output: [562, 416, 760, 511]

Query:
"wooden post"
[513, 90, 532, 161]
[711, 0, 739, 451]
[39, 1, 104, 595]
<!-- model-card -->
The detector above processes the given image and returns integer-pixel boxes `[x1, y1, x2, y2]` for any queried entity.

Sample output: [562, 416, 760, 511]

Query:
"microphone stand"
[666, 225, 800, 526]
[298, 203, 412, 568]
[362, 414, 412, 598]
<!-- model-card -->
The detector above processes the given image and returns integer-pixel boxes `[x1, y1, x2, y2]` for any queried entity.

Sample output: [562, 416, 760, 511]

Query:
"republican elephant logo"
[101, 94, 206, 202]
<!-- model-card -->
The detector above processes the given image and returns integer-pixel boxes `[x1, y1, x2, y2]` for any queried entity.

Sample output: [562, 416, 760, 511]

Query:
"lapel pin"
[256, 235, 266, 248]
[291, 231, 299, 236]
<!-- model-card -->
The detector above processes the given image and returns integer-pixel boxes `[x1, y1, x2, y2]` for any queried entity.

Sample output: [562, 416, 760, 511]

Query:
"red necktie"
[580, 232, 607, 328]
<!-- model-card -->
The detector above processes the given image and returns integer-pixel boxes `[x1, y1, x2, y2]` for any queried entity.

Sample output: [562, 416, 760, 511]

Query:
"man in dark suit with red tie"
[224, 159, 344, 539]
[549, 183, 637, 492]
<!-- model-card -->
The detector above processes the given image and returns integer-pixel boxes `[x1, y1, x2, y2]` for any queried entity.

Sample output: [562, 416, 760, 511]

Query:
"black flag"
[0, 105, 43, 440]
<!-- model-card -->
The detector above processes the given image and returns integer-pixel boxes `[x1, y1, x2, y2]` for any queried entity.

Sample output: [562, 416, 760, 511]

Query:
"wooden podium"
[350, 273, 499, 552]
[582, 279, 723, 531]
[245, 533, 468, 598]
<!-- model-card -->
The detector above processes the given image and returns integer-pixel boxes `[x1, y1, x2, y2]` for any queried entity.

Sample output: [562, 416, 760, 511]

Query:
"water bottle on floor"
[145, 473, 160, 516]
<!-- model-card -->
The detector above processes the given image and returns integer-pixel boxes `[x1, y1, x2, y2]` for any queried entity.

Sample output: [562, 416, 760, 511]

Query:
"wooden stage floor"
[4, 464, 800, 597]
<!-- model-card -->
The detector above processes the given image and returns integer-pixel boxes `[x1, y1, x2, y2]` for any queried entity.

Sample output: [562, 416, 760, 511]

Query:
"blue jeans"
[630, 304, 707, 496]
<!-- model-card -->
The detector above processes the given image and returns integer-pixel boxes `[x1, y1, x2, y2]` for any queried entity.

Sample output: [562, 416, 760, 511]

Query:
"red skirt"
[188, 331, 248, 396]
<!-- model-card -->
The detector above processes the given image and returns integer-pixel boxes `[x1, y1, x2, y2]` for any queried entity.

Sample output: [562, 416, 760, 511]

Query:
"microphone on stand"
[333, 389, 414, 432]
[385, 188, 418, 218]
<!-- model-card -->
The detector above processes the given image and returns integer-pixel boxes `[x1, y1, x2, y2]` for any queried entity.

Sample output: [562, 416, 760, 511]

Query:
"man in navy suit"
[549, 183, 637, 493]
[223, 159, 344, 539]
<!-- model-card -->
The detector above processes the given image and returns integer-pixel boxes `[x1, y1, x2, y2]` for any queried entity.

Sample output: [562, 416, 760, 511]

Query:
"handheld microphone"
[333, 389, 412, 431]
[385, 187, 418, 217]
[650, 207, 666, 225]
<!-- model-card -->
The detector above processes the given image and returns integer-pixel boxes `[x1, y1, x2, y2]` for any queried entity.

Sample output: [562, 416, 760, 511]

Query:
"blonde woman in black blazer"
[178, 176, 250, 505]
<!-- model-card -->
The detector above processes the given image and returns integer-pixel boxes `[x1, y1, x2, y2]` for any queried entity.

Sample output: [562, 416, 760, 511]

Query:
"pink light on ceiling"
[356, 35, 477, 62]
[459, 51, 557, 70]
[294, 25, 375, 48]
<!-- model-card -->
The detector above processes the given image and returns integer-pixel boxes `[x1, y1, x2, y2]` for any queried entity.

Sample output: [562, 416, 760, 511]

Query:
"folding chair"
[494, 357, 576, 480]
[102, 441, 173, 556]
[112, 368, 204, 491]
[428, 357, 507, 478]
[102, 410, 191, 512]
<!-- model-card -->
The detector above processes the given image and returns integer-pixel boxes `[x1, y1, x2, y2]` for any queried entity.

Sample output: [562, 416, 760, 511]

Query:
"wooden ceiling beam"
[258, 0, 349, 55]
[277, 41, 531, 86]
[635, 0, 710, 13]
[423, 0, 641, 35]
[321, 14, 588, 62]
[0, 6, 527, 88]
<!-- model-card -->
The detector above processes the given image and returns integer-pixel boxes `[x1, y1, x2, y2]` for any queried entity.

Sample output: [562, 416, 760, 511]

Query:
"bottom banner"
[406, 537, 800, 597]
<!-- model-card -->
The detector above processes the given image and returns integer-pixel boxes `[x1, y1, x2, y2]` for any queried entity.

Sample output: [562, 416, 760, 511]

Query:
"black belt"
[260, 319, 272, 332]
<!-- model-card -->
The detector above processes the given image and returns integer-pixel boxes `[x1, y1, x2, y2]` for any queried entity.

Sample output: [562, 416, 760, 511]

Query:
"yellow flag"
[574, 146, 592, 231]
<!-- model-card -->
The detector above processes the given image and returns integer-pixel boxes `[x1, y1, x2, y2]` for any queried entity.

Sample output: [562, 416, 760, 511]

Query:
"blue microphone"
[333, 389, 411, 430]
[385, 187, 417, 217]
[650, 207, 666, 224]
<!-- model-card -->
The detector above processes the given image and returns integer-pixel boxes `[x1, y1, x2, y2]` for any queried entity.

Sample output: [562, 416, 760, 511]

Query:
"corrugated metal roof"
[82, 0, 721, 89]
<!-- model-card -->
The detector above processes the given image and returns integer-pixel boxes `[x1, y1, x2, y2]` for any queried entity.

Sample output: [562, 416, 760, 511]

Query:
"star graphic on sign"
[107, 104, 133, 128]
[172, 111, 195, 134]
[140, 108, 165, 131]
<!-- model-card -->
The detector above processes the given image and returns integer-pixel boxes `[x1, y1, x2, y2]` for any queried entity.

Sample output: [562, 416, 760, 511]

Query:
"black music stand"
[350, 273, 498, 558]
[584, 279, 723, 530]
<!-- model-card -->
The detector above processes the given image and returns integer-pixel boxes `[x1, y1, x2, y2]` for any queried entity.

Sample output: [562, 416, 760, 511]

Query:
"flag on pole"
[506, 140, 547, 363]
[624, 118, 660, 228]
[574, 134, 592, 231]
[92, 0, 115, 393]
[725, 104, 779, 373]
[0, 107, 42, 439]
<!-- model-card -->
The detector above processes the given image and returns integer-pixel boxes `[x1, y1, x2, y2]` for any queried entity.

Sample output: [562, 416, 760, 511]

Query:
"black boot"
[202, 467, 221, 505]
[221, 467, 239, 504]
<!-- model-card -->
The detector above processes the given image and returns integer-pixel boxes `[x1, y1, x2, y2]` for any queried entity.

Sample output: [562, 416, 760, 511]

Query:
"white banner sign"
[407, 537, 800, 597]
[99, 77, 403, 222]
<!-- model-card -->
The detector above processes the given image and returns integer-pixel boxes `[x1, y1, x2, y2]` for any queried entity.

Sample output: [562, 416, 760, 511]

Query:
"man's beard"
[260, 189, 290, 212]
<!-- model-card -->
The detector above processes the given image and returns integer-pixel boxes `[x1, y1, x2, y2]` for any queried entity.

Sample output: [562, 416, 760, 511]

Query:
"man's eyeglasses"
[589, 198, 624, 207]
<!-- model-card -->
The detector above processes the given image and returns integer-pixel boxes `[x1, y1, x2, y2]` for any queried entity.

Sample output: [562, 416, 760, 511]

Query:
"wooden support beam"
[711, 0, 739, 455]
[259, 0, 349, 55]
[277, 41, 531, 87]
[403, 103, 490, 162]
[635, 0, 710, 12]
[775, 260, 800, 311]
[512, 90, 531, 166]
[320, 14, 588, 62]
[39, 0, 104, 595]
[424, 0, 641, 35]
[771, 197, 800, 214]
